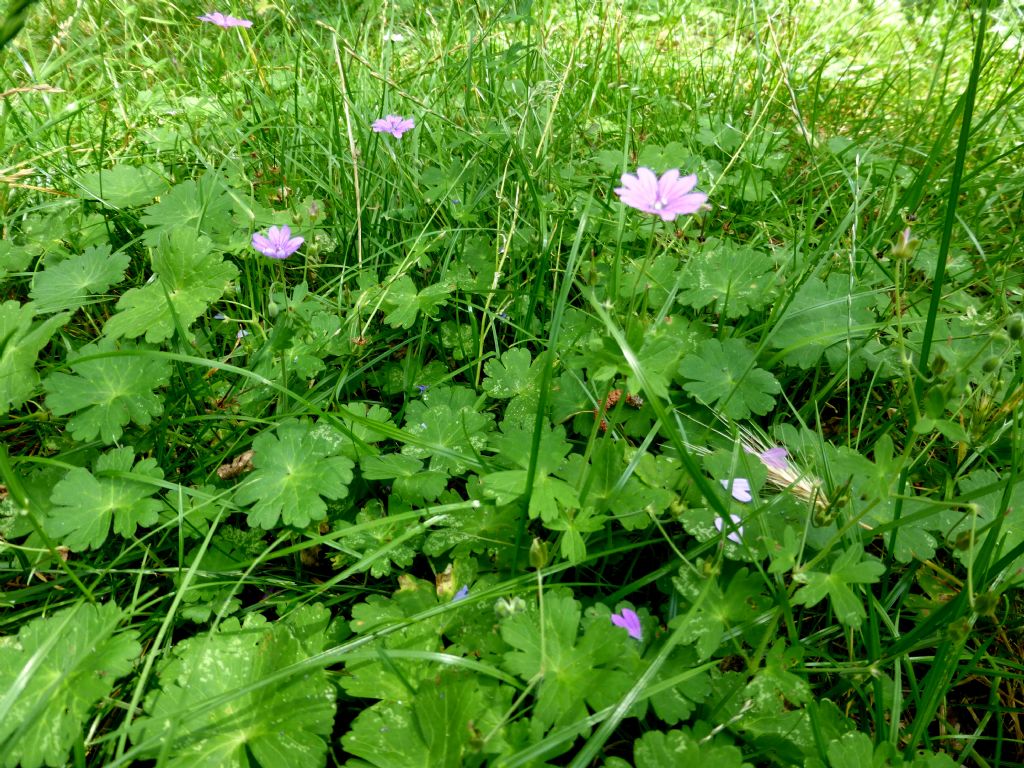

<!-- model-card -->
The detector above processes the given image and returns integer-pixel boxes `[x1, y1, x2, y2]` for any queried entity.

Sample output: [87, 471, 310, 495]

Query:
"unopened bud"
[529, 537, 549, 570]
[982, 356, 1001, 374]
[1007, 314, 1024, 341]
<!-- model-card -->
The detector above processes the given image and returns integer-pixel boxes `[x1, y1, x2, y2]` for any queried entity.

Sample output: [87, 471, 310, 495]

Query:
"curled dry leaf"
[216, 450, 255, 480]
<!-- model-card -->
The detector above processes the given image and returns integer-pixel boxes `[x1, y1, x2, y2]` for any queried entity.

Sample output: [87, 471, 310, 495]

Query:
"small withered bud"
[890, 227, 919, 260]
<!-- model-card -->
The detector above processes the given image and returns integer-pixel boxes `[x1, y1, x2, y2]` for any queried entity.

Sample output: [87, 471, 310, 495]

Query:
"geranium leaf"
[77, 163, 169, 208]
[138, 173, 233, 246]
[234, 419, 355, 530]
[28, 244, 130, 314]
[401, 386, 494, 474]
[0, 602, 140, 768]
[501, 589, 632, 730]
[0, 301, 69, 414]
[792, 546, 885, 628]
[634, 729, 748, 768]
[44, 339, 171, 444]
[770, 275, 875, 371]
[677, 338, 780, 419]
[133, 606, 336, 768]
[45, 447, 164, 551]
[103, 227, 238, 343]
[677, 239, 775, 319]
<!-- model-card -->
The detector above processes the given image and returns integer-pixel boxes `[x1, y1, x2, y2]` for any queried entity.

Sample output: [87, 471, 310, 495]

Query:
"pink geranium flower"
[198, 11, 253, 28]
[252, 225, 304, 259]
[720, 477, 753, 503]
[371, 115, 415, 138]
[615, 168, 707, 221]
[714, 513, 744, 544]
[610, 608, 643, 640]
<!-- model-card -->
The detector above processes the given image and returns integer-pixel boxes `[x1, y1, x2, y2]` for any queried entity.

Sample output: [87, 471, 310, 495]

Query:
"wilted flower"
[720, 477, 752, 503]
[738, 429, 830, 513]
[252, 225, 304, 259]
[614, 168, 707, 221]
[372, 115, 415, 138]
[714, 513, 744, 544]
[198, 11, 253, 28]
[744, 445, 789, 471]
[610, 608, 643, 640]
[891, 227, 919, 260]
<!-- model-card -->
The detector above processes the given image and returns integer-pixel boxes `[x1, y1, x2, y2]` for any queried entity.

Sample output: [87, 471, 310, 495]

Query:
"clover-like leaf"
[44, 339, 171, 444]
[234, 419, 355, 529]
[677, 338, 780, 419]
[381, 275, 454, 329]
[0, 602, 140, 768]
[0, 300, 69, 414]
[133, 606, 336, 768]
[791, 545, 886, 628]
[677, 239, 775, 318]
[46, 447, 164, 551]
[103, 227, 238, 343]
[28, 244, 130, 314]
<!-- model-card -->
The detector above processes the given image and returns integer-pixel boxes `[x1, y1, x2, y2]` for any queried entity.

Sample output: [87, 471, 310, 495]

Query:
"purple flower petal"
[452, 585, 470, 602]
[615, 167, 707, 221]
[252, 224, 303, 259]
[198, 11, 253, 28]
[372, 114, 415, 138]
[720, 477, 753, 503]
[610, 607, 643, 641]
[714, 513, 744, 544]
[759, 447, 789, 471]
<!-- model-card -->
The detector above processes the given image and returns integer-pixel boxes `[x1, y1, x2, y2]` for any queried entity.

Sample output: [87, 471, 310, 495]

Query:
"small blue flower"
[452, 585, 470, 602]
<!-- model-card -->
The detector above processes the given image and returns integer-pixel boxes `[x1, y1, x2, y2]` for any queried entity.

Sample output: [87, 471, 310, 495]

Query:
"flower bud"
[1007, 314, 1024, 341]
[529, 537, 550, 570]
[981, 356, 1001, 374]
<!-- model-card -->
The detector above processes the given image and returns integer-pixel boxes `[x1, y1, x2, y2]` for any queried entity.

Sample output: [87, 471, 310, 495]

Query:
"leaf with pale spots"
[0, 602, 140, 768]
[677, 239, 775, 319]
[133, 605, 336, 768]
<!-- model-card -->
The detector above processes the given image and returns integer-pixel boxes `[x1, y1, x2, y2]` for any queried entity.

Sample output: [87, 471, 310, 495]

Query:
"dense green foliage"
[2, 0, 1024, 765]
